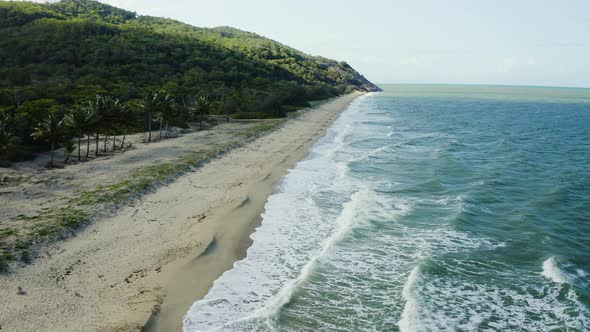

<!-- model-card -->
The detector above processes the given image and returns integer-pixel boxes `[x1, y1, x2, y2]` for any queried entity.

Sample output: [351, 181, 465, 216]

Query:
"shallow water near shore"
[183, 85, 590, 331]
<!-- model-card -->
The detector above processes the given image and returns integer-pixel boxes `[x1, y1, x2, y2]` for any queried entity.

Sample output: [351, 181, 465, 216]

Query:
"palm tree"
[32, 111, 64, 169]
[64, 106, 95, 161]
[118, 106, 136, 150]
[109, 103, 134, 151]
[217, 85, 233, 122]
[175, 96, 195, 128]
[0, 113, 17, 157]
[192, 95, 212, 130]
[63, 140, 75, 164]
[137, 91, 167, 142]
[86, 96, 105, 157]
[157, 93, 174, 140]
[101, 96, 124, 153]
[84, 106, 97, 159]
[86, 95, 123, 156]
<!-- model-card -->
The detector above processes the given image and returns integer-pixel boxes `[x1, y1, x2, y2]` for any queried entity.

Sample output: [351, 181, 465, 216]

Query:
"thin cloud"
[527, 56, 537, 66]
[413, 49, 473, 55]
[496, 58, 515, 73]
[399, 56, 421, 66]
[552, 42, 585, 48]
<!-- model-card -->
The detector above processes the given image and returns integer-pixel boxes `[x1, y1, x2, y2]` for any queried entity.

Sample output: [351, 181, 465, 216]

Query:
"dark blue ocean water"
[184, 85, 590, 331]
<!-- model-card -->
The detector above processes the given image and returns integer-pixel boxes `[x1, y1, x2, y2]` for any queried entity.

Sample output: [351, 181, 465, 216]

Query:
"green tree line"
[4, 90, 217, 168]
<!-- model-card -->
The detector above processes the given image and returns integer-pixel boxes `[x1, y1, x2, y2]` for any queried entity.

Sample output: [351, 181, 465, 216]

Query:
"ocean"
[183, 85, 590, 331]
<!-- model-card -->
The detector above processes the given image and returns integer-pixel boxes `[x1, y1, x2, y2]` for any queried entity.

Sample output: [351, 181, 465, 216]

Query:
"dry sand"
[0, 92, 361, 331]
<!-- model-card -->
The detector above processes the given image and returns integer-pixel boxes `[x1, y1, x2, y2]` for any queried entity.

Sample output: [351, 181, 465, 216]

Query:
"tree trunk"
[159, 115, 163, 140]
[183, 110, 189, 128]
[77, 136, 81, 161]
[221, 89, 229, 122]
[199, 118, 203, 130]
[49, 140, 55, 169]
[86, 135, 90, 159]
[112, 135, 116, 151]
[165, 123, 169, 138]
[95, 134, 99, 156]
[120, 133, 126, 150]
[148, 113, 152, 142]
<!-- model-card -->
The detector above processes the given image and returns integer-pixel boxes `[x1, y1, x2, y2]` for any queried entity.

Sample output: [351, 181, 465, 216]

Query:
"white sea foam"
[542, 256, 568, 284]
[256, 188, 372, 318]
[348, 145, 389, 163]
[401, 256, 589, 330]
[398, 266, 421, 332]
[183, 93, 367, 332]
[414, 272, 590, 331]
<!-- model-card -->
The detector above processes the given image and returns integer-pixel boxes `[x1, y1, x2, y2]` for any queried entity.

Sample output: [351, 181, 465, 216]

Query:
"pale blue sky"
[26, 0, 590, 87]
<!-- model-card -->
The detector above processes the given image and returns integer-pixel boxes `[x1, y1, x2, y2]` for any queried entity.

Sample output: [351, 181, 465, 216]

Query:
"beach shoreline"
[0, 92, 362, 331]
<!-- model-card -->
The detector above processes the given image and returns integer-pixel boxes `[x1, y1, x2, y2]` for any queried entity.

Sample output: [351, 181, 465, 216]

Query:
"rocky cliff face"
[331, 61, 382, 92]
[350, 73, 383, 92]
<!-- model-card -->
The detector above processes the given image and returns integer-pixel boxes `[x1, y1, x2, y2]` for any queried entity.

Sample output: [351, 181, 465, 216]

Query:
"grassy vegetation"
[0, 119, 282, 270]
[236, 119, 284, 139]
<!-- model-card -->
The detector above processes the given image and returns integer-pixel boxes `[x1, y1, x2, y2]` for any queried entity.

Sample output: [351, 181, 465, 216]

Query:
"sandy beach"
[0, 92, 361, 331]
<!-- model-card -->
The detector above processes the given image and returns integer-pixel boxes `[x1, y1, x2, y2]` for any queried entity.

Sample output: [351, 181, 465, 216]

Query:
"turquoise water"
[184, 85, 590, 331]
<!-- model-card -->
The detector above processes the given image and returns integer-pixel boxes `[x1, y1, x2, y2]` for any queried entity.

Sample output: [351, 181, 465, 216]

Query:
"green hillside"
[0, 0, 379, 160]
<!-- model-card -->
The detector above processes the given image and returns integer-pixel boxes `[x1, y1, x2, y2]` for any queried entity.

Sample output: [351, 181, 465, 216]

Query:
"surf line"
[211, 188, 371, 329]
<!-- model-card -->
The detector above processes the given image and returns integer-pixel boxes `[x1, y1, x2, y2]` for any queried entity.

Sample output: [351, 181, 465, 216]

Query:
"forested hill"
[0, 0, 382, 160]
[0, 0, 380, 118]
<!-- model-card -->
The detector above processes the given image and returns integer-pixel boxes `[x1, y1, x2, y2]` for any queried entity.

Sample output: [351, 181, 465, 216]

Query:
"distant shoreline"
[0, 92, 362, 331]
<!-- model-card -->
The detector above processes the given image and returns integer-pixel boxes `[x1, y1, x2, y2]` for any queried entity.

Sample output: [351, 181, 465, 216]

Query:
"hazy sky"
[25, 0, 590, 87]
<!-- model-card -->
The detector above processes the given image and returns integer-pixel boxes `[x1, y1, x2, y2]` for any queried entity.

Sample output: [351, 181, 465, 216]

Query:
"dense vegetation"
[0, 0, 379, 162]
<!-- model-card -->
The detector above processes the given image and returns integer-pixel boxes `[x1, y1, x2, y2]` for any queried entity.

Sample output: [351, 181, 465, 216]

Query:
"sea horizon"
[376, 83, 590, 90]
